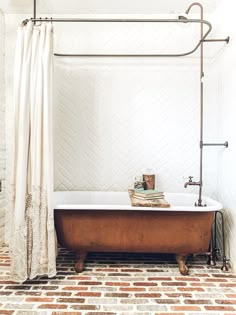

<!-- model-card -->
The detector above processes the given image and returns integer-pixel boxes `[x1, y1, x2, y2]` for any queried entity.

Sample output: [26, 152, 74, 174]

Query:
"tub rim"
[53, 191, 222, 212]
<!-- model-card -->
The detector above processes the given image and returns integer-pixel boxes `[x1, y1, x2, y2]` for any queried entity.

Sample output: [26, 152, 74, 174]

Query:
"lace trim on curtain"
[9, 188, 56, 282]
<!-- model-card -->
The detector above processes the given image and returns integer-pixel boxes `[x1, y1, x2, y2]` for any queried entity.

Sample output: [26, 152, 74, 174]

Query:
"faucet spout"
[184, 176, 201, 188]
[184, 181, 201, 188]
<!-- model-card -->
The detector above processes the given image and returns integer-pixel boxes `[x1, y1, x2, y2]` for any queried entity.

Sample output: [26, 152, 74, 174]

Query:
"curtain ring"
[36, 17, 42, 26]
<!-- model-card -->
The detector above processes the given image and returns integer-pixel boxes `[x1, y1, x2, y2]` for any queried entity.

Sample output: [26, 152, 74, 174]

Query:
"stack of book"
[129, 189, 170, 208]
[133, 190, 164, 200]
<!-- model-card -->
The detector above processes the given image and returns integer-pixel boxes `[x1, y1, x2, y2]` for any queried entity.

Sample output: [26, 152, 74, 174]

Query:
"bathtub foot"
[75, 251, 87, 273]
[221, 256, 230, 272]
[207, 252, 216, 266]
[176, 254, 189, 275]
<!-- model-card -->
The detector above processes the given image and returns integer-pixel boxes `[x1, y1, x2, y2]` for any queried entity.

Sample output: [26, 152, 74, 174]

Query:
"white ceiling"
[0, 0, 223, 15]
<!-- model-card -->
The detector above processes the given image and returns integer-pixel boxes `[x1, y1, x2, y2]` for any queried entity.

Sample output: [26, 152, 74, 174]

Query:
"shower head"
[185, 2, 203, 18]
[185, 8, 191, 15]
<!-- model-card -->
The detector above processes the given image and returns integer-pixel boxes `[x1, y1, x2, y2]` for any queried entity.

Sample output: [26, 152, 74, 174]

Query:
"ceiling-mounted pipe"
[33, 0, 36, 25]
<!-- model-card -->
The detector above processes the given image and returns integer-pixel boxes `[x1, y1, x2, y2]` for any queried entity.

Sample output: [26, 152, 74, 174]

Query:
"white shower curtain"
[8, 21, 56, 281]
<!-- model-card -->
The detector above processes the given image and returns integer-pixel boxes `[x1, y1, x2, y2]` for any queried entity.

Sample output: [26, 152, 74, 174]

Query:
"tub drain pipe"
[215, 211, 230, 271]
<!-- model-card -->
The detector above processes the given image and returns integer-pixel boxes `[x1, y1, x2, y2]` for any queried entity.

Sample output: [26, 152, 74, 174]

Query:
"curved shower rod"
[22, 17, 216, 57]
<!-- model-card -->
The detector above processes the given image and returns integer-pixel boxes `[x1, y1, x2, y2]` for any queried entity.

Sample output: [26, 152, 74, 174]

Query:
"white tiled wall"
[0, 10, 5, 244]
[54, 59, 201, 192]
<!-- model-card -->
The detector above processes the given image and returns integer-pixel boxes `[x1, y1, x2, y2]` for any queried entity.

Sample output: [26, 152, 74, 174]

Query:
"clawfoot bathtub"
[54, 192, 222, 275]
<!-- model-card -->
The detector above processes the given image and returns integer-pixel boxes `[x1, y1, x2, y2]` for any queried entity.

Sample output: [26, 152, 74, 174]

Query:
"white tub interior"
[53, 191, 222, 212]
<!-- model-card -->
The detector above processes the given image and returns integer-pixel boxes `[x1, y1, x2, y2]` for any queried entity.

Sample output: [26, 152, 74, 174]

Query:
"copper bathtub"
[54, 192, 222, 275]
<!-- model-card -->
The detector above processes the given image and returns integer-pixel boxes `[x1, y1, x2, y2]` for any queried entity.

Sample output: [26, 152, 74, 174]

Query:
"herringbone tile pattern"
[54, 62, 200, 193]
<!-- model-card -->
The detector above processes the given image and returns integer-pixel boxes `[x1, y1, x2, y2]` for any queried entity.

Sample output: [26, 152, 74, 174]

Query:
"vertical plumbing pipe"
[34, 0, 36, 24]
[185, 2, 204, 206]
[199, 3, 204, 207]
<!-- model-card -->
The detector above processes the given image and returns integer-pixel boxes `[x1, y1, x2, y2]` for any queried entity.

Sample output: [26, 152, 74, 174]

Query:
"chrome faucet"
[184, 176, 201, 188]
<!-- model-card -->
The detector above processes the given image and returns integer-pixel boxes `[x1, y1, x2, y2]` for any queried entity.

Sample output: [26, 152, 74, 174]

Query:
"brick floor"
[0, 245, 236, 315]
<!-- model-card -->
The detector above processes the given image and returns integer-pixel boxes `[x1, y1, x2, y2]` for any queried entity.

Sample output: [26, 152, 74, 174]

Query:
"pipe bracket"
[200, 141, 228, 148]
[202, 36, 230, 44]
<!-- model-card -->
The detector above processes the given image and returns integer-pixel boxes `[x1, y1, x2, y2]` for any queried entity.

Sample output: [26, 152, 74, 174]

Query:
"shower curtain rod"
[23, 18, 215, 57]
[27, 17, 208, 23]
[23, 17, 229, 57]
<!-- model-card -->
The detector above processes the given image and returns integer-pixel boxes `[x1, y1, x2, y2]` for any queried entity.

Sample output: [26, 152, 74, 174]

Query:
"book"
[133, 194, 164, 200]
[128, 189, 170, 208]
[134, 190, 164, 198]
[132, 198, 170, 208]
